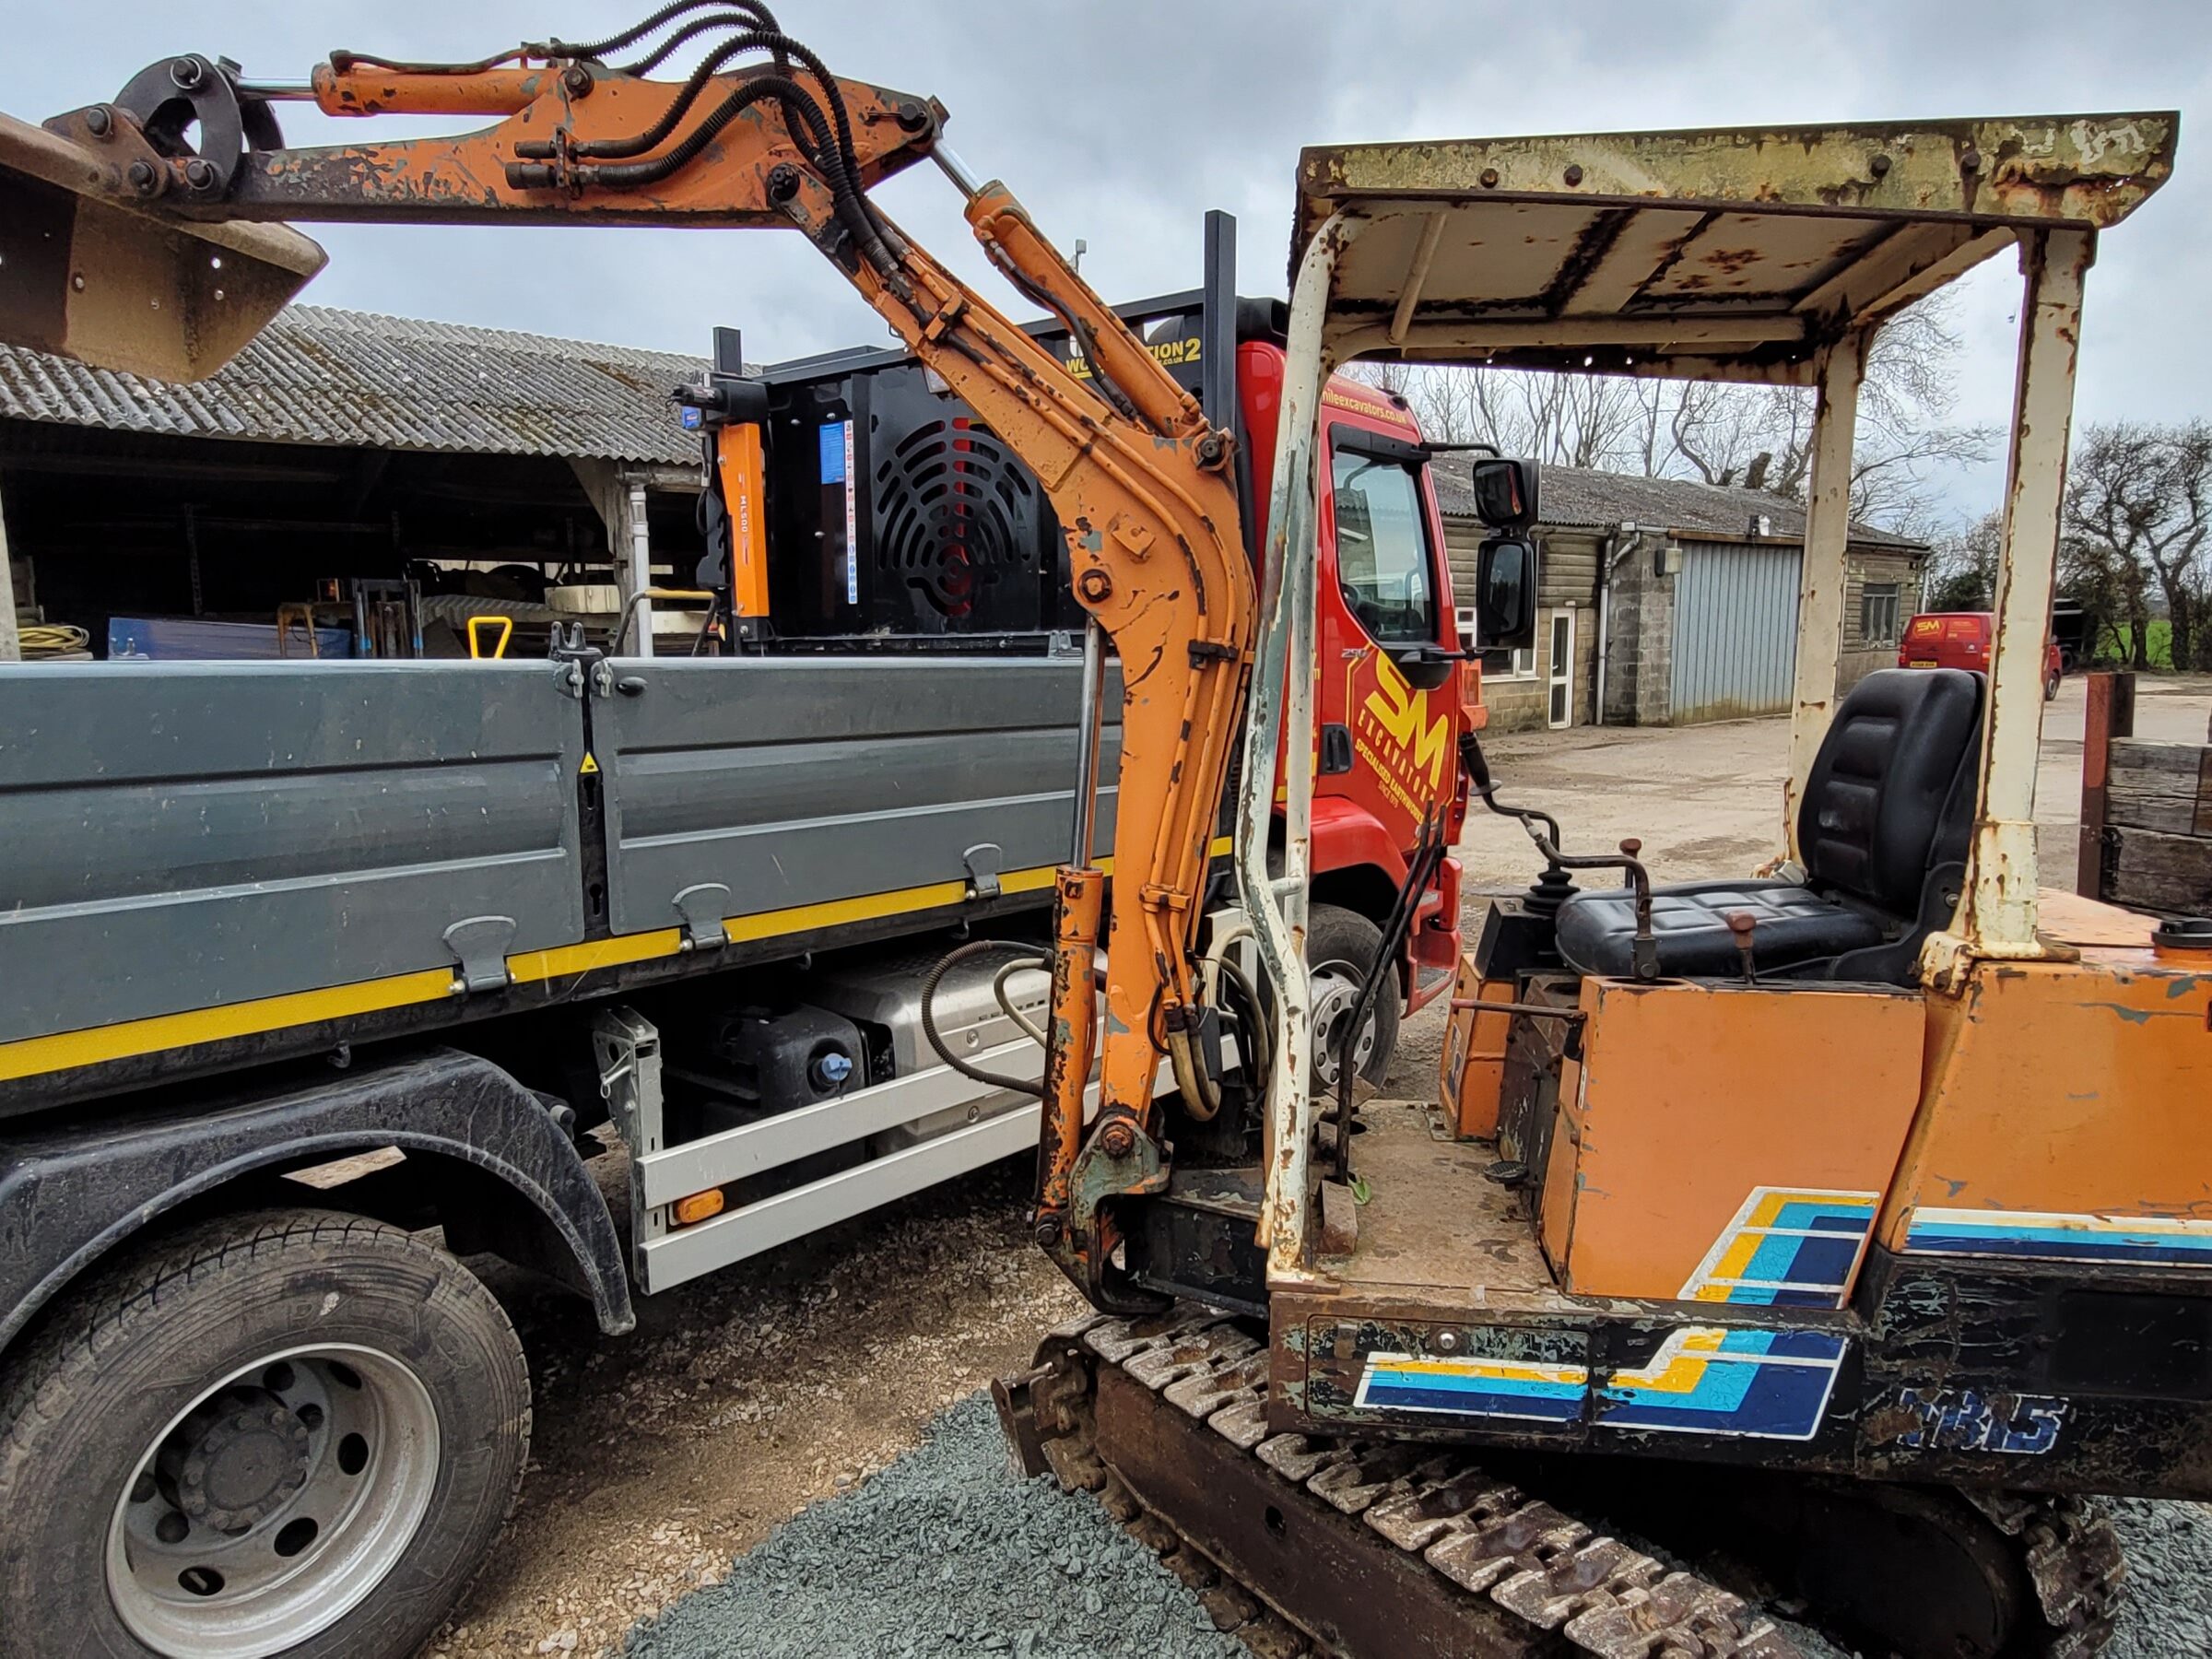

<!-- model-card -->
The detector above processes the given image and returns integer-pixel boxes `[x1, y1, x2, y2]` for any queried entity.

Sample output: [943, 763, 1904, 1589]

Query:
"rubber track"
[1964, 1490, 2128, 1659]
[1034, 1307, 1805, 1659]
[1033, 1307, 2128, 1659]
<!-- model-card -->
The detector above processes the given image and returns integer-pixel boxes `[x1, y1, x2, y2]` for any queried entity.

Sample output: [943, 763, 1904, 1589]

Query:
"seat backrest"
[1796, 668, 1983, 916]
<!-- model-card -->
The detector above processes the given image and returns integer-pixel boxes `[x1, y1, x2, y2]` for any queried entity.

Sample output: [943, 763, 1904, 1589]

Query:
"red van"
[1900, 611, 2064, 700]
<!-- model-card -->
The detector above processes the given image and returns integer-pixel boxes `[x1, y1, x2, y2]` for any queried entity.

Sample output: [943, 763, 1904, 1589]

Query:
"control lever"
[1458, 731, 1659, 979]
[1727, 910, 1759, 985]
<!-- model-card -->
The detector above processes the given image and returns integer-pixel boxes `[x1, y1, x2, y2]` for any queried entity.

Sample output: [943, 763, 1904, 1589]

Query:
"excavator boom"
[0, 8, 1250, 1306]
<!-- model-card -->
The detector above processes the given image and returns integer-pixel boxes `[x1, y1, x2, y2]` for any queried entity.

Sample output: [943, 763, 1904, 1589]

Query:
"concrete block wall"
[1601, 541, 1676, 726]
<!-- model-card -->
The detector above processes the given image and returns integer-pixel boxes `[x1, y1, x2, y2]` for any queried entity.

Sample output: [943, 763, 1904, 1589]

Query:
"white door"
[1547, 610, 1575, 728]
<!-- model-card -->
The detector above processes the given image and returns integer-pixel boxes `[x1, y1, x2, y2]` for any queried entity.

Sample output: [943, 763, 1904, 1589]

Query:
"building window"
[1861, 582, 1901, 647]
[1460, 607, 1537, 679]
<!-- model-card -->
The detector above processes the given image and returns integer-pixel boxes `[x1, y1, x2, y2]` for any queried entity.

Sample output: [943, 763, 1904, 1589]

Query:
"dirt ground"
[425, 673, 2212, 1659]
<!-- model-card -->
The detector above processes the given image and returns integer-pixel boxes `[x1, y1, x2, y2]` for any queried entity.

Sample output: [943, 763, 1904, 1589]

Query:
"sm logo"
[1359, 651, 1453, 794]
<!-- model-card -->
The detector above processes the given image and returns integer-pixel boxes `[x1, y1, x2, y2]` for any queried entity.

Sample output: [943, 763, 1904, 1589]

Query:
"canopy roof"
[1293, 113, 2177, 382]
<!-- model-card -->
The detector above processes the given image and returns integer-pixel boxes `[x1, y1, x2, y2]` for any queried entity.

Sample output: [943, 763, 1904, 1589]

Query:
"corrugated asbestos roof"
[0, 305, 708, 465]
[1430, 455, 1924, 550]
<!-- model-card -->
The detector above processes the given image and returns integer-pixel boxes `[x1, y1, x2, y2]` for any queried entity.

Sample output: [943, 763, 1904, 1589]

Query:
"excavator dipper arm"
[16, 11, 1252, 1307]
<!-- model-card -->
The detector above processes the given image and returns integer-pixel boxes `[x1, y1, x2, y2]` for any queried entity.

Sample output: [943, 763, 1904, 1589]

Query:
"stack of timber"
[2100, 729, 2212, 914]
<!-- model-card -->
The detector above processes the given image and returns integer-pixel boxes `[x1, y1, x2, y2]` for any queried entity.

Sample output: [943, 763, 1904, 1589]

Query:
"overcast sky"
[10, 2, 2206, 526]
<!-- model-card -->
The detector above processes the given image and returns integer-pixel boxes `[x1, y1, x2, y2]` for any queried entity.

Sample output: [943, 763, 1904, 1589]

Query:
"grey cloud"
[7, 0, 2203, 524]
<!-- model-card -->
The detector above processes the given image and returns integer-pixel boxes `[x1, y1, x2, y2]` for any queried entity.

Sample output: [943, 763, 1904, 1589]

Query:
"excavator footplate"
[1002, 1308, 2129, 1659]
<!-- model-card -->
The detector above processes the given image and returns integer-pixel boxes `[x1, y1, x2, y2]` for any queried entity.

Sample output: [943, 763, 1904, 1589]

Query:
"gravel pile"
[2107, 1500, 2212, 1658]
[619, 1395, 1243, 1659]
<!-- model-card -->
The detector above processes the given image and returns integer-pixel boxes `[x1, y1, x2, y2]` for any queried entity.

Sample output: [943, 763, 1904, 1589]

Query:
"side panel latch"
[442, 915, 517, 994]
[672, 883, 732, 950]
[964, 842, 1005, 901]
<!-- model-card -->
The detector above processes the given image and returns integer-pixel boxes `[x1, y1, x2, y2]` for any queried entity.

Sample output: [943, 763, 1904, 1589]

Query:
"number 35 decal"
[1892, 1387, 2070, 1455]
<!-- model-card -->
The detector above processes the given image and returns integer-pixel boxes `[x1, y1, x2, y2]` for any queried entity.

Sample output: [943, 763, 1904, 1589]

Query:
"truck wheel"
[1308, 903, 1400, 1091]
[0, 1208, 529, 1659]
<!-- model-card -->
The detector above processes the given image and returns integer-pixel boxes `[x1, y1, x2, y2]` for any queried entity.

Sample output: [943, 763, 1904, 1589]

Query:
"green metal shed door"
[1670, 542, 1802, 723]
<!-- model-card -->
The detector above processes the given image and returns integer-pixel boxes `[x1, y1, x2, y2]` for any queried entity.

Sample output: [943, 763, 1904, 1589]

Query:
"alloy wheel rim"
[105, 1342, 441, 1659]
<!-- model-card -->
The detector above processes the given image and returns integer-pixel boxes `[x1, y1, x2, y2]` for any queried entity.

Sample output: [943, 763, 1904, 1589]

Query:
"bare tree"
[1349, 293, 1990, 530]
[2062, 421, 2212, 670]
[1924, 510, 2003, 612]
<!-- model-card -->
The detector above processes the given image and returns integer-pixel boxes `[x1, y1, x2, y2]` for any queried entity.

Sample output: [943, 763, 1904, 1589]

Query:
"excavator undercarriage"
[1001, 1308, 2128, 1659]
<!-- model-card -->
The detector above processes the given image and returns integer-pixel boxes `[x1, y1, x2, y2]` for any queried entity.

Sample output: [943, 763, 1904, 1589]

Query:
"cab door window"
[1331, 443, 1440, 645]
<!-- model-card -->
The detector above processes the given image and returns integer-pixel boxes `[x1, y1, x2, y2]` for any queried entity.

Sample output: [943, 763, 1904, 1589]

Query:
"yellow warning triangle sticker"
[580, 752, 600, 775]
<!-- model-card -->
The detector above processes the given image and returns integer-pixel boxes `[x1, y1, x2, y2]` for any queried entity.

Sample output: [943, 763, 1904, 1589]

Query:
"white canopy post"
[1783, 330, 1869, 859]
[1244, 212, 1353, 1286]
[1954, 227, 2093, 959]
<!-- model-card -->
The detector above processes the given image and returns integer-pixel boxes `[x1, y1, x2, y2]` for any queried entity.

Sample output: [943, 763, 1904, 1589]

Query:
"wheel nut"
[1099, 1120, 1135, 1159]
[1077, 568, 1112, 604]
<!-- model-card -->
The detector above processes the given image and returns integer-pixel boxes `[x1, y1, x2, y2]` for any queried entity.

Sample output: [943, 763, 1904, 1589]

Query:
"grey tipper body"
[0, 651, 1122, 1064]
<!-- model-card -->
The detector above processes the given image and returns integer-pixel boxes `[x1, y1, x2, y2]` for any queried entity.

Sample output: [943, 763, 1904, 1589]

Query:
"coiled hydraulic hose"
[920, 939, 1053, 1099]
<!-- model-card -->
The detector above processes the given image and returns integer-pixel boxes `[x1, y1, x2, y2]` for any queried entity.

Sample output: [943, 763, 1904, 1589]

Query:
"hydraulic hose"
[921, 940, 1053, 1098]
[1332, 811, 1450, 1180]
[1167, 1025, 1222, 1123]
[993, 957, 1051, 1049]
[554, 0, 759, 65]
[612, 6, 782, 75]
[1213, 955, 1272, 1111]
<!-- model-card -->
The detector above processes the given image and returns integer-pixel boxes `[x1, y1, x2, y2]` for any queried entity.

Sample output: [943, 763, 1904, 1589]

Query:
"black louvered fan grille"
[872, 418, 1037, 618]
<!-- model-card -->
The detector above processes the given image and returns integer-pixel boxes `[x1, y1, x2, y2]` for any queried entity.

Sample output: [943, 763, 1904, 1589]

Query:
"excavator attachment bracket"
[0, 112, 324, 382]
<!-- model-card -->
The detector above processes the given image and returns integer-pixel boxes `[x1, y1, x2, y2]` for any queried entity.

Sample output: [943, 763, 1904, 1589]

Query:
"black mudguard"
[0, 1046, 634, 1352]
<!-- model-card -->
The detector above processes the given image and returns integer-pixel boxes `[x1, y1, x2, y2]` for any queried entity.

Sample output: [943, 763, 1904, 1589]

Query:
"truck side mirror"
[1469, 457, 1540, 532]
[1477, 535, 1538, 650]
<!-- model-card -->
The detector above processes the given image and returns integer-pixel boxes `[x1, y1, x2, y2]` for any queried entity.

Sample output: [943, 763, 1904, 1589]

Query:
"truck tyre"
[0, 1208, 530, 1659]
[1307, 902, 1400, 1091]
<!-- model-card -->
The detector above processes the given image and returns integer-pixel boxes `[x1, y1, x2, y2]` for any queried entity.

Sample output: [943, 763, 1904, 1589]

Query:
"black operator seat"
[1554, 669, 1984, 982]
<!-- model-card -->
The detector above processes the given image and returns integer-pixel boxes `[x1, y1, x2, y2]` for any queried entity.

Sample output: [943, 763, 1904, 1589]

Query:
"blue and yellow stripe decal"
[1354, 1354, 1589, 1424]
[1595, 1326, 1847, 1441]
[1679, 1188, 1880, 1309]
[1904, 1207, 2212, 1268]
[1354, 1325, 1850, 1442]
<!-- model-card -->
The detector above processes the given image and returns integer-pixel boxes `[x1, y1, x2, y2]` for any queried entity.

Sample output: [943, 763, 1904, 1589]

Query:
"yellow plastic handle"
[467, 615, 514, 660]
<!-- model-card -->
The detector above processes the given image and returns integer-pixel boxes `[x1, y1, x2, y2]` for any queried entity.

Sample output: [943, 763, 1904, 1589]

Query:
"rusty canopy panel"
[1293, 112, 2178, 382]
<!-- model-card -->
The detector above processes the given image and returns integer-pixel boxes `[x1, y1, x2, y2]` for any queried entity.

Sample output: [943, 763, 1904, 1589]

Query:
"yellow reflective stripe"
[0, 968, 460, 1085]
[724, 877, 971, 944]
[508, 929, 682, 983]
[0, 837, 1241, 1085]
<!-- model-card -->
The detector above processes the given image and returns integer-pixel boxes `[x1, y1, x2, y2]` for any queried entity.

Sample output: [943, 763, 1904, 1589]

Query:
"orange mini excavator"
[1, 11, 2200, 1656]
